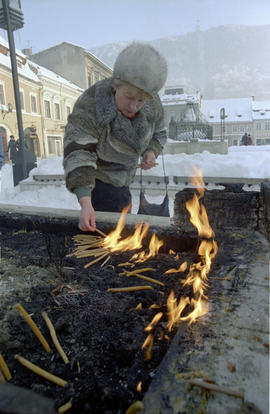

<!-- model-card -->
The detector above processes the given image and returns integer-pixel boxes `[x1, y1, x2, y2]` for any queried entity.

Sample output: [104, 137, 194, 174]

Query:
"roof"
[200, 97, 253, 123]
[0, 35, 40, 82]
[252, 100, 270, 120]
[161, 92, 200, 106]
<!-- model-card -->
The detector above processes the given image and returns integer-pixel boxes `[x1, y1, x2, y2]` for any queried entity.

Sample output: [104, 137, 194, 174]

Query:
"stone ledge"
[0, 382, 56, 414]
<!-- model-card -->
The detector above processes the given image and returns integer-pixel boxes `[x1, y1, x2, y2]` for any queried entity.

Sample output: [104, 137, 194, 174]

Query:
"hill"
[89, 24, 270, 99]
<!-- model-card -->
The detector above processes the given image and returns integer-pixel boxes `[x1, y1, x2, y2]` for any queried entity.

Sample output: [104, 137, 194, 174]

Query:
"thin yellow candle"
[42, 312, 69, 364]
[0, 369, 6, 382]
[14, 303, 51, 353]
[107, 285, 153, 293]
[58, 399, 72, 413]
[15, 355, 67, 387]
[0, 352, 12, 380]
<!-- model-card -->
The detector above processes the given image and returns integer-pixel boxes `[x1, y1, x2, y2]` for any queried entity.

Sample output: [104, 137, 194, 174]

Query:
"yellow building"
[0, 35, 83, 160]
[0, 36, 42, 160]
[28, 61, 83, 157]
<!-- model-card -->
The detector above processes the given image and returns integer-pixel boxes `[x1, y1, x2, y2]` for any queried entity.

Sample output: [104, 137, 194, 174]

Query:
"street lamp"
[0, 102, 13, 119]
[0, 0, 27, 181]
[220, 107, 226, 142]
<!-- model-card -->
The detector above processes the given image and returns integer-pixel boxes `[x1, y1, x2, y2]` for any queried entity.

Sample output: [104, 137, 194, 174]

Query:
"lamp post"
[220, 107, 225, 142]
[0, 0, 27, 180]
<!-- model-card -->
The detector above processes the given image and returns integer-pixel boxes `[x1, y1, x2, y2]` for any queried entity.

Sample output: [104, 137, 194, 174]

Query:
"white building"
[252, 100, 270, 145]
[200, 98, 253, 146]
[200, 97, 270, 146]
[161, 86, 201, 127]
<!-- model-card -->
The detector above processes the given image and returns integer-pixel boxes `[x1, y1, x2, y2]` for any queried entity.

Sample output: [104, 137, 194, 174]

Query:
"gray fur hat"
[113, 42, 167, 96]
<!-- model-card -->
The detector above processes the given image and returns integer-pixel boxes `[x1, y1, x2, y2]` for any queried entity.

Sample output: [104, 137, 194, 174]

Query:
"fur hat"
[113, 42, 167, 96]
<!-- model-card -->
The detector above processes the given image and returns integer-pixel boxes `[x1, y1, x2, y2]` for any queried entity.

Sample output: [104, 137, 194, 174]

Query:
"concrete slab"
[0, 203, 172, 228]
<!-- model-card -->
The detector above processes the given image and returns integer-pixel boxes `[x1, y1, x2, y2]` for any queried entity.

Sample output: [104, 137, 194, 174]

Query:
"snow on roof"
[252, 100, 270, 120]
[0, 35, 40, 82]
[161, 92, 199, 106]
[200, 97, 253, 123]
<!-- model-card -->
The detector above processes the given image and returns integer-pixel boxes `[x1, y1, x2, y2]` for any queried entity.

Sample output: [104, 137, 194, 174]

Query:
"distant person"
[7, 135, 18, 162]
[169, 116, 177, 139]
[247, 134, 253, 145]
[0, 136, 4, 170]
[241, 132, 248, 146]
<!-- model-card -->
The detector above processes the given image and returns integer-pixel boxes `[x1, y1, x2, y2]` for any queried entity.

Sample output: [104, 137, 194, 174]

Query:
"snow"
[252, 101, 270, 120]
[0, 145, 270, 217]
[162, 93, 199, 106]
[200, 97, 253, 123]
[0, 47, 40, 83]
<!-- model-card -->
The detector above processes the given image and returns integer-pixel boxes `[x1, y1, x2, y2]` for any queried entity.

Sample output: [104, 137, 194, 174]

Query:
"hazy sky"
[2, 0, 270, 53]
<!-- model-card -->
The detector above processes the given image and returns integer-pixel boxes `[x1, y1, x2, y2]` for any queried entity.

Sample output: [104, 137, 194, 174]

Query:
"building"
[0, 35, 43, 160]
[0, 35, 83, 160]
[161, 86, 212, 140]
[28, 61, 83, 157]
[161, 85, 200, 127]
[200, 97, 270, 146]
[252, 100, 270, 145]
[29, 42, 112, 90]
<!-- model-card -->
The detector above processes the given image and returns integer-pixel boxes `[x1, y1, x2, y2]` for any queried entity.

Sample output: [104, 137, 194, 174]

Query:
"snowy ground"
[0, 145, 269, 216]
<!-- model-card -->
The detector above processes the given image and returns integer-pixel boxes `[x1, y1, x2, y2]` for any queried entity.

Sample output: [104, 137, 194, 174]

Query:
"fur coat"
[63, 77, 167, 195]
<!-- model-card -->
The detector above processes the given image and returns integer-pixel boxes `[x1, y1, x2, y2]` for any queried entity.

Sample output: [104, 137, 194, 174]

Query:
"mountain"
[89, 24, 270, 100]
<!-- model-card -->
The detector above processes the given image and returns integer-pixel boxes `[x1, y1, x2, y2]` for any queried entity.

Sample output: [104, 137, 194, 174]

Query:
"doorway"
[0, 126, 8, 162]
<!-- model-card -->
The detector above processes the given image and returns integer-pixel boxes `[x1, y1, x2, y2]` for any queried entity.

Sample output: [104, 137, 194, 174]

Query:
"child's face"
[114, 85, 146, 118]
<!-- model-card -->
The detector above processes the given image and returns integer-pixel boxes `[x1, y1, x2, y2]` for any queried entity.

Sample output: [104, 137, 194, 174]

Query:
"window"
[44, 100, 51, 118]
[20, 90, 25, 111]
[66, 105, 71, 119]
[265, 123, 270, 130]
[256, 123, 261, 130]
[30, 95, 37, 113]
[47, 136, 62, 155]
[0, 83, 5, 105]
[232, 125, 238, 132]
[48, 137, 56, 154]
[54, 102, 60, 120]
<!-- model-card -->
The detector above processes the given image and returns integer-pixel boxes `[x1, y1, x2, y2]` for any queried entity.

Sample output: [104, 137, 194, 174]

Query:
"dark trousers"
[91, 179, 131, 213]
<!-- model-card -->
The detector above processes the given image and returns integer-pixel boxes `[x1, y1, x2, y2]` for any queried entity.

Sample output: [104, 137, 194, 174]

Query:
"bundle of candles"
[70, 230, 110, 269]
[71, 230, 165, 293]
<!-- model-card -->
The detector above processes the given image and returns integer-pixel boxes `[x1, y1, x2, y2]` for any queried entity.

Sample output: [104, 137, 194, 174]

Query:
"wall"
[164, 140, 228, 155]
[31, 43, 86, 89]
